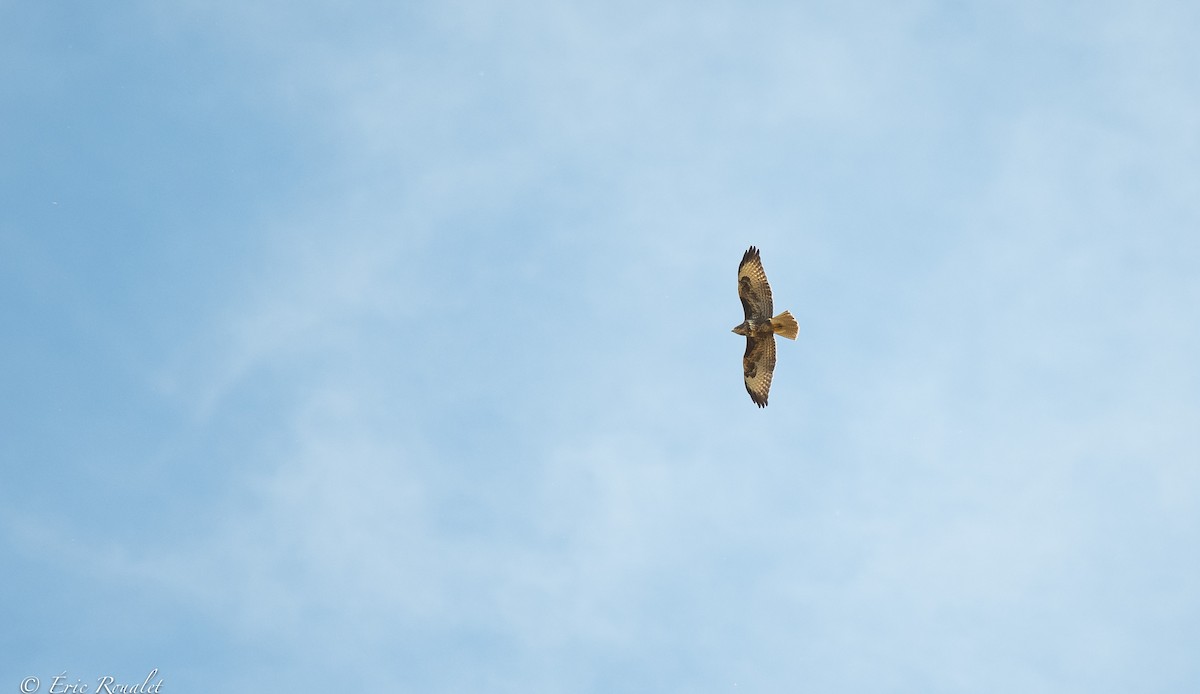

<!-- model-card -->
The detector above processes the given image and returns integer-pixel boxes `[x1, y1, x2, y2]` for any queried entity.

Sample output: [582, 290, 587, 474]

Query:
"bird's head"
[731, 321, 749, 336]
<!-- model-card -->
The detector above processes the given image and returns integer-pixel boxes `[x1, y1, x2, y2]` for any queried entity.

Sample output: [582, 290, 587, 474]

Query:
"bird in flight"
[732, 246, 798, 407]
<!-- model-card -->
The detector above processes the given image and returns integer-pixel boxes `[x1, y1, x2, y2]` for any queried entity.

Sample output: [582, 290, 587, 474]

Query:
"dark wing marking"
[743, 334, 777, 408]
[738, 246, 773, 321]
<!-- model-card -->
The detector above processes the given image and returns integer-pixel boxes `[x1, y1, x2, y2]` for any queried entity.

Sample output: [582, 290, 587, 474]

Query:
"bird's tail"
[771, 310, 799, 340]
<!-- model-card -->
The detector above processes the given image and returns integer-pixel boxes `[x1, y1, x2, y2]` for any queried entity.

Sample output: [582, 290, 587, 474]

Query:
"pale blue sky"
[3, 1, 1199, 692]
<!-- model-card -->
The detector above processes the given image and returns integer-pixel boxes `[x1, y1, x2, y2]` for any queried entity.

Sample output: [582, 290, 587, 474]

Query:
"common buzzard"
[732, 246, 798, 407]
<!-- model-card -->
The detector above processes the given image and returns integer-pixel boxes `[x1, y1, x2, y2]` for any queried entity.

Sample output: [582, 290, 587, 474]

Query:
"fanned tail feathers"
[771, 310, 799, 340]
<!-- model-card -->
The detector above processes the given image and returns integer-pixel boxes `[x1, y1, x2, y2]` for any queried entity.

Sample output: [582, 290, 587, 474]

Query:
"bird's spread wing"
[738, 246, 773, 320]
[743, 335, 776, 408]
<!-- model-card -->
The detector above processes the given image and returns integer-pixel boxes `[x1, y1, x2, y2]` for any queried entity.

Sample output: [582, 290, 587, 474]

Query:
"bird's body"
[732, 246, 797, 407]
[731, 318, 781, 339]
